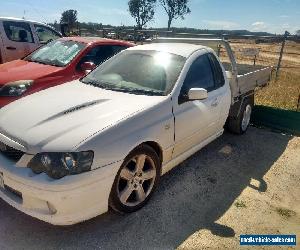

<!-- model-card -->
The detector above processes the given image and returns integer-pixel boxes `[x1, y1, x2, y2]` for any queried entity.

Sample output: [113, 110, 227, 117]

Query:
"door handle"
[211, 99, 219, 107]
[6, 46, 16, 50]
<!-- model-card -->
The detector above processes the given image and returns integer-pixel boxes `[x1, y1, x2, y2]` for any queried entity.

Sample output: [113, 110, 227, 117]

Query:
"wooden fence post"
[217, 44, 221, 57]
[276, 31, 288, 80]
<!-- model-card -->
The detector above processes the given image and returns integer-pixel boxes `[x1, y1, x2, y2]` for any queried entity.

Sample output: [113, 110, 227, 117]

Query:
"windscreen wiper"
[82, 79, 163, 96]
[82, 79, 124, 92]
[26, 59, 49, 65]
[125, 88, 163, 96]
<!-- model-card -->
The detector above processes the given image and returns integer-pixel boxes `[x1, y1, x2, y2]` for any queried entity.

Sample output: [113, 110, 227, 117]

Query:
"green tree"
[159, 0, 191, 30]
[52, 20, 60, 32]
[60, 10, 78, 30]
[128, 0, 156, 29]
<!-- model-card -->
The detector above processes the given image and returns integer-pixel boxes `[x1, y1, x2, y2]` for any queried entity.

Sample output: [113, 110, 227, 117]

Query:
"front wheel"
[227, 98, 253, 134]
[109, 145, 160, 213]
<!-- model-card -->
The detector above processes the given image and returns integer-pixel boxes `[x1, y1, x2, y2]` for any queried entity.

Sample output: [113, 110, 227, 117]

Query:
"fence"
[225, 36, 300, 111]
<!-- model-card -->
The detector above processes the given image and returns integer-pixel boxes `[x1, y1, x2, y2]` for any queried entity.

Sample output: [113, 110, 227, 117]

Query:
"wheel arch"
[226, 92, 254, 134]
[121, 140, 163, 168]
[142, 141, 163, 164]
[229, 91, 254, 118]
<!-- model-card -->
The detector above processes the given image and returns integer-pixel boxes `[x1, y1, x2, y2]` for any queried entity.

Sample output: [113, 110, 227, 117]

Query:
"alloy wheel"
[117, 154, 156, 207]
[241, 104, 252, 131]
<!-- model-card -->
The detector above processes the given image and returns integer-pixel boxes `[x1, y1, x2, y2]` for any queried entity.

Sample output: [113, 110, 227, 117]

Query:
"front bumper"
[0, 155, 121, 225]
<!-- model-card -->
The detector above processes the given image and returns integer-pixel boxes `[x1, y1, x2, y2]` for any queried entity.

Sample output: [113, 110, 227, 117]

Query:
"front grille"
[1, 184, 23, 204]
[0, 145, 25, 162]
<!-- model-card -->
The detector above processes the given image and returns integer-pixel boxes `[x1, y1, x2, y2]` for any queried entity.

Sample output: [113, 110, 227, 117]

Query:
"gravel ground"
[0, 127, 299, 250]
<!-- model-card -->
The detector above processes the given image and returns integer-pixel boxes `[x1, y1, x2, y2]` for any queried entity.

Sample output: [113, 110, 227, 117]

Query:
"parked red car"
[0, 37, 134, 108]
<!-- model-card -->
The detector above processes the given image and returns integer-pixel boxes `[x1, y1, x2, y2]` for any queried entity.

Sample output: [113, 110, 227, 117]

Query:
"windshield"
[25, 40, 86, 67]
[81, 50, 186, 96]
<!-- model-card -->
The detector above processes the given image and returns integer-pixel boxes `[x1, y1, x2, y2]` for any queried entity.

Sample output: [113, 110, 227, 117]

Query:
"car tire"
[227, 98, 253, 134]
[109, 144, 161, 213]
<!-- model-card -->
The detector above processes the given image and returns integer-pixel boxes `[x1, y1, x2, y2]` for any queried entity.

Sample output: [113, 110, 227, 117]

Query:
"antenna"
[23, 10, 26, 20]
[25, 0, 49, 24]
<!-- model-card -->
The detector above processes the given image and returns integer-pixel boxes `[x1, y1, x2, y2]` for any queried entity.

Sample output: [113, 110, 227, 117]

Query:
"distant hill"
[49, 22, 275, 37]
[150, 27, 275, 36]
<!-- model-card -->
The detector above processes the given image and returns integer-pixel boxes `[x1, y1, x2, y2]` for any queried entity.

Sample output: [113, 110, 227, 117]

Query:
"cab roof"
[127, 43, 207, 58]
[0, 17, 57, 30]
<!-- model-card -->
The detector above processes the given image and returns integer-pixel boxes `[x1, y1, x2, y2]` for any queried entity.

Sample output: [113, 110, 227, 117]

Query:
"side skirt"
[161, 129, 224, 175]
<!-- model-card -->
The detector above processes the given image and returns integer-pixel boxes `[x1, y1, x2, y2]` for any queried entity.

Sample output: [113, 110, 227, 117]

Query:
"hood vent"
[33, 99, 108, 128]
[63, 99, 107, 115]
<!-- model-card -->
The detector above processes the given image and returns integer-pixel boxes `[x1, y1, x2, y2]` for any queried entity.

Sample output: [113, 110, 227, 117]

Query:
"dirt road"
[0, 127, 299, 250]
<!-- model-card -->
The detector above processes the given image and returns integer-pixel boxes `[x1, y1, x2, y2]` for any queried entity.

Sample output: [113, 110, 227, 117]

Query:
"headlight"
[0, 80, 33, 97]
[28, 151, 94, 179]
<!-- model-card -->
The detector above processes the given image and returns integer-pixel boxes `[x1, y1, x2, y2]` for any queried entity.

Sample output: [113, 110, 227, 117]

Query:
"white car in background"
[0, 17, 62, 63]
[0, 39, 272, 225]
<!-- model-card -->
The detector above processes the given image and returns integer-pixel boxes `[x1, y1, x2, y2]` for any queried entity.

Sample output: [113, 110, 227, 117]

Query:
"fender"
[228, 91, 254, 118]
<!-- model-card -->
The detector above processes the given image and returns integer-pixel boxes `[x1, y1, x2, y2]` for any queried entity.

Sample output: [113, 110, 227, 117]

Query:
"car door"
[172, 51, 226, 158]
[0, 20, 38, 62]
[207, 52, 231, 131]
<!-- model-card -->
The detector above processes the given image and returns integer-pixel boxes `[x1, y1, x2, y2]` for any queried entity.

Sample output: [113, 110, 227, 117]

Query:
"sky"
[1, 0, 299, 34]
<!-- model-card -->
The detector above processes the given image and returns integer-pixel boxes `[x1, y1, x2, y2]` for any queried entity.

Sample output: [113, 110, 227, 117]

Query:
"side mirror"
[188, 88, 208, 101]
[80, 62, 96, 73]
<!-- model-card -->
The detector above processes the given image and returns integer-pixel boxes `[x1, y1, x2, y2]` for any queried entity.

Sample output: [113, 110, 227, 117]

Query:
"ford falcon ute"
[0, 38, 272, 225]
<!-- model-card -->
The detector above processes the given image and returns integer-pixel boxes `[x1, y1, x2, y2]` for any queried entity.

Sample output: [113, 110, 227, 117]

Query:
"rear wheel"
[241, 104, 252, 132]
[109, 145, 160, 213]
[227, 98, 253, 134]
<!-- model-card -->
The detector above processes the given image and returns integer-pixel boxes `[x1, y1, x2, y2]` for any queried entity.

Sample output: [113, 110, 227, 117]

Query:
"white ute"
[0, 38, 272, 225]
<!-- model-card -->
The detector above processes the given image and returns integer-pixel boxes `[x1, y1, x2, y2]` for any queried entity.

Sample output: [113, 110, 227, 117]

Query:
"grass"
[234, 200, 247, 208]
[255, 70, 300, 111]
[276, 207, 296, 219]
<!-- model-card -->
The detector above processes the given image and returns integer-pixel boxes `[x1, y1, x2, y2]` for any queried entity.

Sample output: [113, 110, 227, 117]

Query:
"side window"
[3, 21, 34, 43]
[34, 25, 61, 44]
[78, 45, 115, 69]
[208, 53, 225, 88]
[181, 54, 215, 94]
